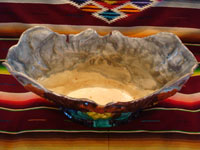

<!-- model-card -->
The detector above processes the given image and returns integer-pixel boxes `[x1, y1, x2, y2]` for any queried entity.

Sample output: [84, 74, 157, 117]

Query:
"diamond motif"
[98, 10, 121, 21]
[70, 0, 90, 5]
[131, 0, 154, 8]
[67, 0, 161, 23]
[80, 3, 102, 12]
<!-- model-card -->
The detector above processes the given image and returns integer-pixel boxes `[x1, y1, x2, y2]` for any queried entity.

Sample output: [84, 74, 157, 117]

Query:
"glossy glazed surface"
[3, 26, 198, 127]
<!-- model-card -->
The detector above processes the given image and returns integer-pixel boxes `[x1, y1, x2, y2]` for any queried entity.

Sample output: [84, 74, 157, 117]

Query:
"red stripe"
[158, 98, 200, 110]
[0, 108, 93, 132]
[0, 98, 55, 109]
[0, 3, 104, 25]
[0, 109, 84, 132]
[0, 3, 200, 28]
[0, 108, 200, 132]
[186, 45, 200, 62]
[195, 55, 200, 62]
[113, 110, 200, 132]
[0, 40, 17, 59]
[180, 76, 200, 94]
[0, 75, 27, 93]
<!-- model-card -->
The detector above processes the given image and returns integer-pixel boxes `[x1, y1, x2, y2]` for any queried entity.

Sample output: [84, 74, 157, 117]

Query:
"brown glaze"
[24, 84, 45, 97]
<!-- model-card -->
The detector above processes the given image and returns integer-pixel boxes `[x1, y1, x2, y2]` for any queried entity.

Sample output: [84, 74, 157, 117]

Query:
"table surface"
[0, 0, 200, 149]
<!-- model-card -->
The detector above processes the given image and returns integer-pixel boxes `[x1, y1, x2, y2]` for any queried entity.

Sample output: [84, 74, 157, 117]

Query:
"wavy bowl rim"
[3, 26, 199, 112]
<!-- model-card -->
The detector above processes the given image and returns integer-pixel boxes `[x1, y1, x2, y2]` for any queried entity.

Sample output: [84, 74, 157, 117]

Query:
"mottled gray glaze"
[4, 26, 198, 127]
[4, 26, 199, 128]
[4, 26, 197, 93]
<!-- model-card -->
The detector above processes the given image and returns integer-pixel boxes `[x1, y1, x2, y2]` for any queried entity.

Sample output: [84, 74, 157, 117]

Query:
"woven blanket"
[0, 0, 200, 149]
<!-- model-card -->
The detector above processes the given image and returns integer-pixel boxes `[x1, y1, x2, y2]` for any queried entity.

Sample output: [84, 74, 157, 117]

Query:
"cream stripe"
[0, 129, 200, 135]
[0, 106, 59, 112]
[0, 91, 42, 101]
[154, 0, 200, 9]
[110, 130, 200, 135]
[144, 107, 200, 113]
[169, 92, 200, 102]
[0, 105, 200, 113]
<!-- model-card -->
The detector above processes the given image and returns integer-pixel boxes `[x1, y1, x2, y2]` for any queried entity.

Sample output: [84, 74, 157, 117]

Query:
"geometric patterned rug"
[68, 0, 161, 23]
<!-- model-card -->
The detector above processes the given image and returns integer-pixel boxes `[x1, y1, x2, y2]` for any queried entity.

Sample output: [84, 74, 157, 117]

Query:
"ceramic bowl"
[3, 26, 198, 127]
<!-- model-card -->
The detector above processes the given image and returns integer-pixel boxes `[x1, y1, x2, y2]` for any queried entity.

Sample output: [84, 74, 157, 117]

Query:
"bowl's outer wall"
[3, 26, 198, 114]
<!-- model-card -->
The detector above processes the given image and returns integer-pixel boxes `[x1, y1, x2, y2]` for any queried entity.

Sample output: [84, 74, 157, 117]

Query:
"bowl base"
[61, 107, 141, 128]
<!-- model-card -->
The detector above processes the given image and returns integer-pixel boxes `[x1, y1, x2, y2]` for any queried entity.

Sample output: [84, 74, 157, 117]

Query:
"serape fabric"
[0, 0, 200, 149]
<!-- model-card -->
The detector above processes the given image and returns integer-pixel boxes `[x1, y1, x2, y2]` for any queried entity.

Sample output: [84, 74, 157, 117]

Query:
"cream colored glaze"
[37, 70, 155, 105]
[67, 87, 133, 105]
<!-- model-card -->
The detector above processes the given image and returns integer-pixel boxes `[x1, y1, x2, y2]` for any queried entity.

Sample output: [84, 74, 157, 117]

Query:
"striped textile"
[0, 0, 200, 149]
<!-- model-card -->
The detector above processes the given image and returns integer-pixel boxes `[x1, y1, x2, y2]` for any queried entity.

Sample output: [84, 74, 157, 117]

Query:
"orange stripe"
[82, 5, 100, 9]
[121, 5, 138, 9]
[1, 24, 200, 42]
[80, 8, 100, 12]
[119, 9, 140, 12]
[0, 135, 199, 150]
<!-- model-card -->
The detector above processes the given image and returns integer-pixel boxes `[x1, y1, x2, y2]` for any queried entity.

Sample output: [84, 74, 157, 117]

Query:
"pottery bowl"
[4, 26, 198, 127]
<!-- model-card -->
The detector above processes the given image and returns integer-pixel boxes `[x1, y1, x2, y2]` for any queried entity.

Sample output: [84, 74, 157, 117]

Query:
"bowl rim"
[3, 26, 199, 113]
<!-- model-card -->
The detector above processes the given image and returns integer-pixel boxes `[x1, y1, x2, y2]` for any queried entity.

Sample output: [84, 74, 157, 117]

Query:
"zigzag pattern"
[68, 0, 158, 23]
